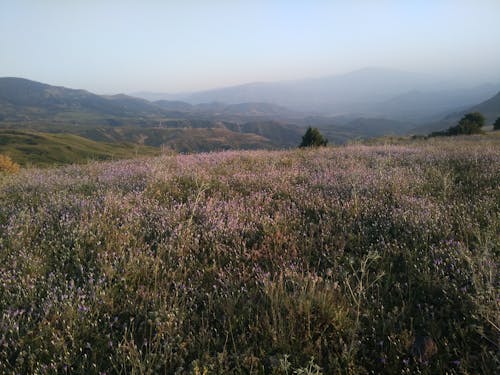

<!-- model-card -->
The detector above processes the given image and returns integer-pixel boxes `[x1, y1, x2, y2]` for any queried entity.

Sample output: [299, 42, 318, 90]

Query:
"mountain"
[367, 84, 500, 123]
[131, 91, 185, 102]
[0, 77, 299, 125]
[153, 100, 194, 112]
[216, 102, 295, 117]
[341, 117, 413, 136]
[73, 126, 276, 153]
[223, 120, 302, 146]
[2, 75, 497, 155]
[0, 77, 167, 124]
[138, 68, 441, 114]
[412, 91, 500, 134]
[467, 91, 500, 122]
[135, 68, 500, 123]
[0, 77, 306, 151]
[305, 117, 414, 144]
[153, 100, 297, 120]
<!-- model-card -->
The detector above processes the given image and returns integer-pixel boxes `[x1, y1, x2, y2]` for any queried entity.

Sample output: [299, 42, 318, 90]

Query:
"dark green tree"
[447, 112, 485, 135]
[494, 117, 500, 131]
[299, 127, 328, 148]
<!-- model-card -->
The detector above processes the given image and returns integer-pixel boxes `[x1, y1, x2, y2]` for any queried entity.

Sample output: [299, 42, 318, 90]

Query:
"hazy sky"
[1, 0, 499, 94]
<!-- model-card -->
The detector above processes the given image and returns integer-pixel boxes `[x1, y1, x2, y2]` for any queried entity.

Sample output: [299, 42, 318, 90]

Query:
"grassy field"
[0, 130, 160, 166]
[76, 126, 276, 152]
[0, 135, 498, 373]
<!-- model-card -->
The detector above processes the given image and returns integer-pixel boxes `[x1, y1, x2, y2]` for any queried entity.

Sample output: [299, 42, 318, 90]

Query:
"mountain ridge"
[2, 75, 499, 152]
[0, 77, 299, 124]
[411, 91, 500, 134]
[132, 68, 500, 122]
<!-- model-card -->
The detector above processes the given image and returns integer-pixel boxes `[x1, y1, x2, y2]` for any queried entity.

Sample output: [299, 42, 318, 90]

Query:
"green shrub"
[299, 127, 328, 148]
[448, 112, 485, 136]
[494, 117, 500, 130]
[430, 112, 486, 137]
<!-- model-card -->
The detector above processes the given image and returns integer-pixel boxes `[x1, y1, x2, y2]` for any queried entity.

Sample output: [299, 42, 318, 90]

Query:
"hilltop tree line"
[299, 112, 499, 149]
[431, 112, 500, 137]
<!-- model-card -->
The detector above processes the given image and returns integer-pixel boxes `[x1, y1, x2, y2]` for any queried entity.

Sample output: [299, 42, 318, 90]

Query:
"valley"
[1, 73, 499, 166]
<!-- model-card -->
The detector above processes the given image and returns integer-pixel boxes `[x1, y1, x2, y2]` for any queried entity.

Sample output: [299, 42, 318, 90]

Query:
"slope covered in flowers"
[0, 136, 498, 374]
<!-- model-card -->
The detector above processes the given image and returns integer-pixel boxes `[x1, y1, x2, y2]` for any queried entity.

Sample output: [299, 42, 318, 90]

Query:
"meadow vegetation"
[0, 130, 160, 167]
[0, 154, 20, 174]
[430, 112, 486, 137]
[299, 127, 328, 148]
[0, 135, 498, 374]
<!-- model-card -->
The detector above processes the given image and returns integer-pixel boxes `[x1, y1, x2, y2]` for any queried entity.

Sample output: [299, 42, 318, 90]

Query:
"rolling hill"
[465, 91, 500, 122]
[74, 126, 278, 152]
[0, 130, 159, 166]
[366, 84, 500, 123]
[0, 78, 304, 153]
[0, 77, 298, 125]
[0, 77, 166, 123]
[412, 91, 500, 134]
[2, 75, 498, 156]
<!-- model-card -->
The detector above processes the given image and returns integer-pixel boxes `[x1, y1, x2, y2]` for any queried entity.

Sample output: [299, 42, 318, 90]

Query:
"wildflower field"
[0, 135, 498, 374]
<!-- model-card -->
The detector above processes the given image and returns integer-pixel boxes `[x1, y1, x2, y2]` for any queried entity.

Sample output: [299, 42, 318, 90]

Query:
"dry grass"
[0, 136, 498, 373]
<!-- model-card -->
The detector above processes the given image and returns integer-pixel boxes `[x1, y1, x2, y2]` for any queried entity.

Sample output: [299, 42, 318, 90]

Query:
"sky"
[1, 0, 499, 94]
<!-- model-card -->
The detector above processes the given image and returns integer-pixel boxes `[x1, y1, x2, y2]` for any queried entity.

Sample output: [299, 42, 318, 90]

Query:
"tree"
[447, 112, 485, 135]
[299, 127, 328, 148]
[494, 117, 500, 131]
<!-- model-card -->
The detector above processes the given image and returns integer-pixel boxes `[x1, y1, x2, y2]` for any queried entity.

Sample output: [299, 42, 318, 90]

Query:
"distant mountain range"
[0, 77, 163, 119]
[0, 73, 499, 164]
[0, 77, 304, 157]
[0, 77, 297, 125]
[133, 67, 500, 123]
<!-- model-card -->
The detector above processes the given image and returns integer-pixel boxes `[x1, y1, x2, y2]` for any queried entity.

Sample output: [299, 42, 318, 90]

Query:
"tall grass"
[0, 136, 498, 373]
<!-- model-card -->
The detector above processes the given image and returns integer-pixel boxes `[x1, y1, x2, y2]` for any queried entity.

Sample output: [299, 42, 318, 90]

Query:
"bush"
[299, 127, 328, 148]
[448, 112, 485, 135]
[0, 154, 20, 174]
[430, 112, 486, 137]
[494, 117, 500, 131]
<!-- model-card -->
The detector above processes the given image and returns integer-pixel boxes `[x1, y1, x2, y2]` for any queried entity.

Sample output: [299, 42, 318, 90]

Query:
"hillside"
[367, 84, 500, 123]
[2, 76, 498, 154]
[440, 91, 500, 126]
[413, 91, 500, 134]
[0, 77, 298, 125]
[81, 126, 276, 152]
[0, 77, 166, 123]
[468, 91, 500, 121]
[0, 78, 306, 153]
[154, 100, 297, 120]
[161, 68, 440, 111]
[0, 136, 498, 373]
[0, 130, 159, 166]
